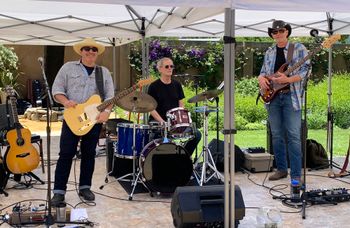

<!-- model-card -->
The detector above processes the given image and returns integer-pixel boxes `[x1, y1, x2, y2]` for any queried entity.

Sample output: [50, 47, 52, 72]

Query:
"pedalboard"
[305, 188, 350, 205]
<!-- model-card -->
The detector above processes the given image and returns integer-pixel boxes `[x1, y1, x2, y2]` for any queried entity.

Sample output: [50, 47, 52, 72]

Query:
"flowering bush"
[129, 39, 228, 88]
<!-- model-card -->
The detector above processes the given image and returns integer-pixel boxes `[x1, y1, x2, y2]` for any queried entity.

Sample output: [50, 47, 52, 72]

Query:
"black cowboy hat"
[268, 20, 292, 38]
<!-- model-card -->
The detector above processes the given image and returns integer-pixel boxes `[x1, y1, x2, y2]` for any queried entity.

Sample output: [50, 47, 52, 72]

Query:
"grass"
[201, 128, 349, 156]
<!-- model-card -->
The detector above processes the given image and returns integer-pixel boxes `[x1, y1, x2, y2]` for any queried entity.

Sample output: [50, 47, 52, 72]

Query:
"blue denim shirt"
[260, 42, 311, 110]
[52, 60, 114, 104]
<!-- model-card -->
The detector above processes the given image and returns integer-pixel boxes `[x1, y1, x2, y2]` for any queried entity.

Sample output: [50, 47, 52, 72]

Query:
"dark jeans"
[53, 121, 102, 195]
[184, 129, 201, 157]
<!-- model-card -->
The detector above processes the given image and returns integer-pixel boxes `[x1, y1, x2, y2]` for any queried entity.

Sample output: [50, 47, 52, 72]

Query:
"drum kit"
[106, 88, 223, 200]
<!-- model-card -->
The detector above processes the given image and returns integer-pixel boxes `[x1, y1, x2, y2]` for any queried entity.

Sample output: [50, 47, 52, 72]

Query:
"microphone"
[38, 57, 44, 66]
[310, 29, 319, 37]
[173, 73, 190, 77]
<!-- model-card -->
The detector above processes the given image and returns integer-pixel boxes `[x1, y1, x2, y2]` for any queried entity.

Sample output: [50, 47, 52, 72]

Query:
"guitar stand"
[22, 172, 45, 184]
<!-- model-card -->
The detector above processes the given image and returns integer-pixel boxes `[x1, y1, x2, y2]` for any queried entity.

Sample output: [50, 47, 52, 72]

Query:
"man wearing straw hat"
[51, 38, 114, 205]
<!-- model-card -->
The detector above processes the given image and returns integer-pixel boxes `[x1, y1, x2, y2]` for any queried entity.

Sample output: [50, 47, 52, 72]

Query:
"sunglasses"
[272, 29, 287, 35]
[164, 65, 175, 69]
[81, 46, 98, 52]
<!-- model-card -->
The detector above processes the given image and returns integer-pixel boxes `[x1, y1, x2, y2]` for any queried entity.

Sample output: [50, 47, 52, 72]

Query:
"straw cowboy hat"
[73, 38, 105, 55]
[268, 20, 292, 38]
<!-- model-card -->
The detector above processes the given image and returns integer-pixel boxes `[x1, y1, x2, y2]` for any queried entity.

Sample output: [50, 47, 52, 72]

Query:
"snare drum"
[116, 123, 150, 159]
[166, 107, 193, 139]
[139, 139, 192, 193]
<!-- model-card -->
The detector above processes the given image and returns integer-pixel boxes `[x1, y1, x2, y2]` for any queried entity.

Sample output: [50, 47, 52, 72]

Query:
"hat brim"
[73, 39, 105, 56]
[268, 24, 292, 38]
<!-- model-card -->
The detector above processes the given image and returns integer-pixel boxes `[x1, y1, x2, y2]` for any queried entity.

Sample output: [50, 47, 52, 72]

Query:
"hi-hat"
[116, 91, 157, 113]
[188, 89, 223, 103]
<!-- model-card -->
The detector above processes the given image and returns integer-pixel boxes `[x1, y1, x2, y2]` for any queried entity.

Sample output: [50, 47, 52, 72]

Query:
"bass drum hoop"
[139, 139, 192, 193]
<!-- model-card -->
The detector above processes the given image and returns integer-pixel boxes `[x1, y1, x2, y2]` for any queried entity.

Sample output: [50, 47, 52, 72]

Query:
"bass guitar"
[260, 34, 341, 103]
[4, 86, 40, 174]
[64, 78, 154, 136]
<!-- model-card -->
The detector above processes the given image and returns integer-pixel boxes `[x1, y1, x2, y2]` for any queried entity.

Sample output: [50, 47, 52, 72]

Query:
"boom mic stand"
[37, 57, 92, 227]
[38, 57, 55, 225]
[301, 71, 310, 219]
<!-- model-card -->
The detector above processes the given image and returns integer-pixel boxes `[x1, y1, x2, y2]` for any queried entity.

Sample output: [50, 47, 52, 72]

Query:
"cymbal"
[188, 89, 223, 103]
[116, 91, 157, 113]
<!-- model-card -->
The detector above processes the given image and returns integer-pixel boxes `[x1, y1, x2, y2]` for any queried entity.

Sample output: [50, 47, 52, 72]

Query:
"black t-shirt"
[147, 79, 185, 121]
[274, 46, 286, 73]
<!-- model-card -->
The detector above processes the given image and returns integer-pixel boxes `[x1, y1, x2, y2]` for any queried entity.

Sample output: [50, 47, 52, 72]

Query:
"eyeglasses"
[81, 46, 98, 52]
[272, 29, 286, 35]
[164, 65, 175, 69]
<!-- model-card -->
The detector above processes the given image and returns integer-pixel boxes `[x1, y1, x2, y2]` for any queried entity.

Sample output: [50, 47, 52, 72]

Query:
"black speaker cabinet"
[171, 185, 245, 228]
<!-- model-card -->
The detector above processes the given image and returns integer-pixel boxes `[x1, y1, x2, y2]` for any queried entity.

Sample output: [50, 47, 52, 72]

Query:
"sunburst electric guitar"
[64, 78, 154, 136]
[4, 87, 40, 174]
[260, 34, 341, 103]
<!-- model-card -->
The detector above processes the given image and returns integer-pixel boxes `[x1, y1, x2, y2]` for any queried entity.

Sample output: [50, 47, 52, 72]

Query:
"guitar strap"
[95, 65, 105, 101]
[286, 43, 295, 71]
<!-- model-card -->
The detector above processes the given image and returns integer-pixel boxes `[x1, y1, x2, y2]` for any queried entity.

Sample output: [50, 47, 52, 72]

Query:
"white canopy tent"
[0, 0, 223, 45]
[1, 1, 350, 227]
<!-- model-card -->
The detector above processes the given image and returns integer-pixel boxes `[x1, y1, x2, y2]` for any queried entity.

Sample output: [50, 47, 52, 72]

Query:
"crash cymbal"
[188, 89, 223, 103]
[116, 91, 157, 113]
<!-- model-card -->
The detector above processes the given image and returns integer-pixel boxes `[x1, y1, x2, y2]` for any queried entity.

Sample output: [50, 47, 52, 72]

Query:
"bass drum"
[139, 139, 193, 193]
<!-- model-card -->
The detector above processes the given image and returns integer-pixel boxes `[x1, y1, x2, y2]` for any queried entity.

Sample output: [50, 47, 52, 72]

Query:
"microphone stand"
[38, 58, 55, 226]
[301, 71, 309, 219]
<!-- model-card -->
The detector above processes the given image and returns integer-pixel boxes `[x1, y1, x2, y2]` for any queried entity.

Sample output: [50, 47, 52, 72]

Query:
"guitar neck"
[96, 85, 137, 111]
[9, 96, 20, 125]
[284, 46, 321, 76]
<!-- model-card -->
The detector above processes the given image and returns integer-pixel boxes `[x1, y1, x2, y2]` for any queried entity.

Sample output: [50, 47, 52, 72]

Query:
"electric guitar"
[260, 34, 341, 103]
[4, 87, 40, 174]
[64, 78, 154, 136]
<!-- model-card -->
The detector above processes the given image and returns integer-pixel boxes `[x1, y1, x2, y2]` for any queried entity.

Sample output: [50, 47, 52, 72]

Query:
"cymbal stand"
[193, 105, 224, 186]
[115, 106, 149, 200]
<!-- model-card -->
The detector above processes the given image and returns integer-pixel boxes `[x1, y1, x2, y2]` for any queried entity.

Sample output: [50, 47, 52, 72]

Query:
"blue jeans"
[53, 121, 102, 195]
[268, 92, 302, 179]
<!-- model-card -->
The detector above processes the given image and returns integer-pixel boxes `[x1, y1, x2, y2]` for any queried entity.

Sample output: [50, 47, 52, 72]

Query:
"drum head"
[140, 140, 192, 193]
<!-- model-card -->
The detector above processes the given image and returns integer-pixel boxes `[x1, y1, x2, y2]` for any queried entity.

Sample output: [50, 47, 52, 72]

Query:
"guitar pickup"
[78, 113, 88, 122]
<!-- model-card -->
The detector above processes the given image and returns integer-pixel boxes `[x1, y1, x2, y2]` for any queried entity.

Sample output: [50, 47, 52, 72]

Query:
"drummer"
[147, 57, 201, 157]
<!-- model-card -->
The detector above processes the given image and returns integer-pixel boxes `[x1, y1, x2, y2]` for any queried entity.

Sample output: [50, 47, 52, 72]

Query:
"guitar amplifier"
[244, 152, 274, 173]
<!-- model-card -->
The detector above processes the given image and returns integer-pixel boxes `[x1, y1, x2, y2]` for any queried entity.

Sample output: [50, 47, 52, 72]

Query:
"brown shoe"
[269, 170, 288, 181]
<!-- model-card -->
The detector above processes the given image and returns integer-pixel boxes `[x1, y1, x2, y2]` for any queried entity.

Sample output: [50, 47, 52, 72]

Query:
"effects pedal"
[305, 188, 350, 205]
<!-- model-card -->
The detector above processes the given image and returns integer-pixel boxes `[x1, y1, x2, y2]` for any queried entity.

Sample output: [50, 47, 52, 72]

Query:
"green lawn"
[201, 128, 349, 156]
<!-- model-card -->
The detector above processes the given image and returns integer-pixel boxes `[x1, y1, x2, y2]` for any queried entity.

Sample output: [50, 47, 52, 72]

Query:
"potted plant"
[0, 44, 22, 103]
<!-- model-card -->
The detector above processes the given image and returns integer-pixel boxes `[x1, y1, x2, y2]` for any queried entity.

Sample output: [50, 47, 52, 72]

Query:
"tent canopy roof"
[1, 0, 350, 45]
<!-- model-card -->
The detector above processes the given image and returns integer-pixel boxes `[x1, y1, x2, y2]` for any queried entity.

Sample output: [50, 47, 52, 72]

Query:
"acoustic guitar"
[64, 78, 154, 136]
[4, 87, 40, 174]
[260, 34, 341, 103]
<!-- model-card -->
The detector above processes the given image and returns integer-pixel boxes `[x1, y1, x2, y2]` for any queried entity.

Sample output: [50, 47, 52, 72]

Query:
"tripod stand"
[116, 116, 150, 200]
[193, 105, 223, 186]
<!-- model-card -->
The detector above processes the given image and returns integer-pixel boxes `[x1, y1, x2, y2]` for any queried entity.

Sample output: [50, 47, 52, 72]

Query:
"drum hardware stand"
[115, 108, 150, 200]
[193, 105, 224, 186]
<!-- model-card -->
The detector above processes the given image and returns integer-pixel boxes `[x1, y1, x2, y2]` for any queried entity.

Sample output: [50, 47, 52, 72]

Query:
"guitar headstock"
[136, 78, 155, 88]
[322, 34, 341, 49]
[4, 86, 15, 97]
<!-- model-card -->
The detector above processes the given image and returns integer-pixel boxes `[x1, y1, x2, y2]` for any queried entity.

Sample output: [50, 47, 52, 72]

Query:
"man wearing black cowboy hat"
[51, 38, 114, 205]
[258, 20, 311, 183]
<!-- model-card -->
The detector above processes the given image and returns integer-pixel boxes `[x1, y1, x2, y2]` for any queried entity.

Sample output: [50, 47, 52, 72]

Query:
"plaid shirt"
[260, 42, 311, 110]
